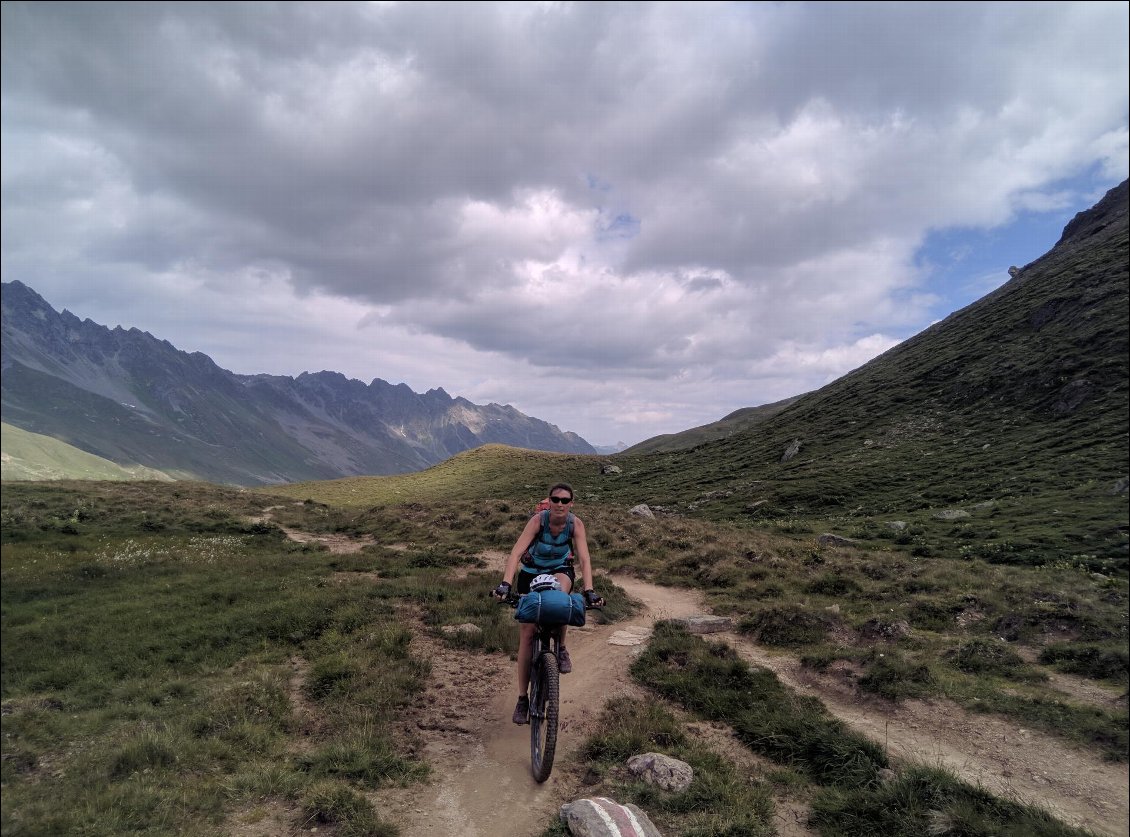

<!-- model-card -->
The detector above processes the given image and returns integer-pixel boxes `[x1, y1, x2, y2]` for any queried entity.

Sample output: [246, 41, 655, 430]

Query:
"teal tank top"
[521, 510, 574, 572]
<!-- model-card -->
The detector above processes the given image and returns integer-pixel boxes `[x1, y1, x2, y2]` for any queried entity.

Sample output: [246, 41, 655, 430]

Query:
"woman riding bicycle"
[493, 482, 603, 724]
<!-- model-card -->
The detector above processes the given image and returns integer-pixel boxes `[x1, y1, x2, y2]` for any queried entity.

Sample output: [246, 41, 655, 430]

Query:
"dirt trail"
[718, 639, 1128, 836]
[251, 506, 376, 553]
[381, 560, 1128, 837]
[266, 527, 1127, 837]
[378, 564, 710, 837]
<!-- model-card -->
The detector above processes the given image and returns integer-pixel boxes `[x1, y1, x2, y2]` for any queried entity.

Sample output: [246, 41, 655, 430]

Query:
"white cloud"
[2, 1, 1127, 445]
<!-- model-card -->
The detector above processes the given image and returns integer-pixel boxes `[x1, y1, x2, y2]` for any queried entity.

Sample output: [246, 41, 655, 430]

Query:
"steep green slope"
[622, 395, 803, 455]
[1, 422, 173, 482]
[609, 180, 1128, 569]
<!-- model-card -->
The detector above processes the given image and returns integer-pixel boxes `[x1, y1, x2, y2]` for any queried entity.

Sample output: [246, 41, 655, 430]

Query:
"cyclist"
[493, 482, 603, 724]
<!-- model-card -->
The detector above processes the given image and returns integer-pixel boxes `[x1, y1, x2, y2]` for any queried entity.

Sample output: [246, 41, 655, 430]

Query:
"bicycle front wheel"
[529, 649, 560, 782]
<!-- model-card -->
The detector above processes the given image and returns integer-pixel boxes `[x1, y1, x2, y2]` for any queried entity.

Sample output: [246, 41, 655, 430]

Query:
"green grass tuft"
[810, 765, 1098, 837]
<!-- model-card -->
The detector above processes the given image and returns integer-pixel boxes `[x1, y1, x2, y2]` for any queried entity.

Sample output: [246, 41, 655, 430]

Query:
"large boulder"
[560, 797, 663, 836]
[627, 752, 694, 792]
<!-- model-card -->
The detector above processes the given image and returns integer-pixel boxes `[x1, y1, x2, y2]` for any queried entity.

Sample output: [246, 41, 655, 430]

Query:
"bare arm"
[572, 517, 595, 591]
[502, 515, 541, 586]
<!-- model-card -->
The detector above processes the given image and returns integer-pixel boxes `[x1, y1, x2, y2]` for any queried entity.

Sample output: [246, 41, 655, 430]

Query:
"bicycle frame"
[500, 592, 563, 782]
[499, 589, 598, 782]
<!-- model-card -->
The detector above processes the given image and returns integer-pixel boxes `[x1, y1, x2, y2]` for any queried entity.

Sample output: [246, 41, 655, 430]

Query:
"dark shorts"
[516, 566, 576, 594]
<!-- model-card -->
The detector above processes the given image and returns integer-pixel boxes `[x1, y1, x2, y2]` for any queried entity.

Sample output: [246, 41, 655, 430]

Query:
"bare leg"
[517, 623, 536, 695]
[555, 571, 574, 648]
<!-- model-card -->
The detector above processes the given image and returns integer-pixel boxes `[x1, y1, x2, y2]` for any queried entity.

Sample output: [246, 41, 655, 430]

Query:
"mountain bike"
[500, 591, 600, 782]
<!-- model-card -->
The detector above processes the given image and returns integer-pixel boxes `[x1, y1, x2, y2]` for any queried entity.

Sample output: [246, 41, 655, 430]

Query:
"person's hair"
[548, 482, 574, 500]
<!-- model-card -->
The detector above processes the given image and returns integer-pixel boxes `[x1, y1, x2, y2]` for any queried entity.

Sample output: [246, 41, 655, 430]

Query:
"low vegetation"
[4, 475, 1124, 835]
[0, 480, 629, 836]
[559, 623, 1094, 836]
[270, 465, 1129, 764]
[1, 483, 426, 836]
[573, 696, 777, 836]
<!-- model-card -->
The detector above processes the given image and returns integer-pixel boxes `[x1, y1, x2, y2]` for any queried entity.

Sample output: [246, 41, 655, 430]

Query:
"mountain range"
[0, 282, 595, 485]
[3, 178, 1127, 515]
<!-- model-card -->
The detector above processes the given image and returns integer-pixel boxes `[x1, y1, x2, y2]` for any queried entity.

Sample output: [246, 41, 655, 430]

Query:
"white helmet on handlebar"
[530, 573, 561, 592]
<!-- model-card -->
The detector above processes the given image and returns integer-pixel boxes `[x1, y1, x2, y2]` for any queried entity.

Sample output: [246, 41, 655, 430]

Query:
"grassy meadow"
[273, 453, 1127, 761]
[4, 441, 1122, 835]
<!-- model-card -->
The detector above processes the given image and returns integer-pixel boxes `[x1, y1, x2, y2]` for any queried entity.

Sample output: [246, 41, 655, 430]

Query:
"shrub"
[581, 696, 686, 763]
[859, 652, 935, 700]
[907, 599, 962, 631]
[946, 639, 1043, 681]
[300, 780, 395, 837]
[805, 574, 862, 596]
[739, 605, 832, 646]
[1038, 643, 1130, 683]
[812, 764, 1092, 837]
[305, 654, 362, 699]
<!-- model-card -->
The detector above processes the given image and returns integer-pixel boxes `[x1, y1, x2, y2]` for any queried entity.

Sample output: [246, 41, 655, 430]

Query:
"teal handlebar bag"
[515, 590, 587, 627]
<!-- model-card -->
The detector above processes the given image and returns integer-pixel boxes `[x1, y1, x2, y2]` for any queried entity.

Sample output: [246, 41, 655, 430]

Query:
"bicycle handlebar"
[491, 590, 603, 609]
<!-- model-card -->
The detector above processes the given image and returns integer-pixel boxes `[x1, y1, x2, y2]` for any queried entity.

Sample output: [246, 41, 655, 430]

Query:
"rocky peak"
[1056, 178, 1128, 248]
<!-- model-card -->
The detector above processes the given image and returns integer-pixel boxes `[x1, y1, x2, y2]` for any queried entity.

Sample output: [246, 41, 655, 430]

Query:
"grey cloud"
[2, 1, 1127, 443]
[7, 2, 1123, 293]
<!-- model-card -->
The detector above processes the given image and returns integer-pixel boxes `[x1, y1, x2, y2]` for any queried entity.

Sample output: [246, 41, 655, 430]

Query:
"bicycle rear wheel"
[529, 649, 560, 782]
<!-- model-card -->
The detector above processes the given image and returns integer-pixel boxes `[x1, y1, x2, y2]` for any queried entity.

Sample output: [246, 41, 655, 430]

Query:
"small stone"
[441, 623, 481, 636]
[934, 509, 971, 520]
[680, 615, 732, 634]
[818, 533, 857, 547]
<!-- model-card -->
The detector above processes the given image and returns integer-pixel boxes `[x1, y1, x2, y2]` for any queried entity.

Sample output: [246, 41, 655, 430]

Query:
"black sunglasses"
[548, 496, 573, 504]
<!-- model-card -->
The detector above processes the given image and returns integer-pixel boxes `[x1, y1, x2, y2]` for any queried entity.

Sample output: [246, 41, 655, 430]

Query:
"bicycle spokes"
[529, 649, 560, 782]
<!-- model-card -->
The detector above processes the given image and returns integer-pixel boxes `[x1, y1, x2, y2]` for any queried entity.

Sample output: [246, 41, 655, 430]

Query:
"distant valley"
[0, 282, 595, 485]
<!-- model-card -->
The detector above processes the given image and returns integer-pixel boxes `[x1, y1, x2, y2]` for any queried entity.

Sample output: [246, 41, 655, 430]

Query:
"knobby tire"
[530, 649, 560, 782]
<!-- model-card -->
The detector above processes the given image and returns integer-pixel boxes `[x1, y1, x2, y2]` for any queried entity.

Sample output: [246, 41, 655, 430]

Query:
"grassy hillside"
[609, 181, 1129, 573]
[621, 395, 803, 455]
[1, 422, 173, 482]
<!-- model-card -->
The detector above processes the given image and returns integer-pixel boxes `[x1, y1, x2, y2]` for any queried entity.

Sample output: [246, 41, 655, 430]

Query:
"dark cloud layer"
[2, 1, 1127, 443]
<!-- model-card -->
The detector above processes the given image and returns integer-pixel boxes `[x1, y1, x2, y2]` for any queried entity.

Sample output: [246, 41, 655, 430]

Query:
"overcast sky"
[2, 2, 1127, 447]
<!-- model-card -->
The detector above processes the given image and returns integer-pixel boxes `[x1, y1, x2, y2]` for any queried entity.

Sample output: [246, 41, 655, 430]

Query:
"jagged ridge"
[0, 283, 595, 484]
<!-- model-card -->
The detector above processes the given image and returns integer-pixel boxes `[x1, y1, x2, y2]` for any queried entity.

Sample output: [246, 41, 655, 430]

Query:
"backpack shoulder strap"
[526, 510, 548, 549]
